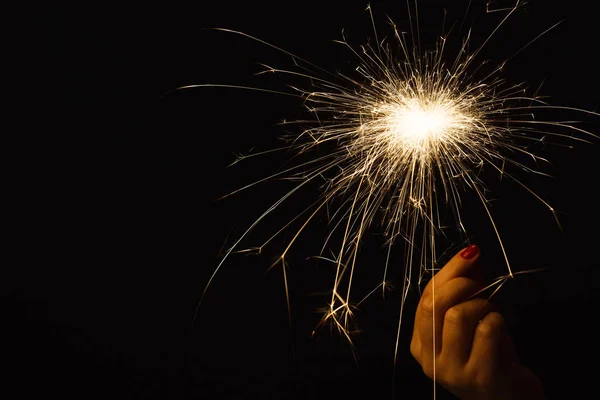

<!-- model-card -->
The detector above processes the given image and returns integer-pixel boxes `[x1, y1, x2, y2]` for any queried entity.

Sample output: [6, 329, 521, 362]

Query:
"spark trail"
[181, 0, 598, 389]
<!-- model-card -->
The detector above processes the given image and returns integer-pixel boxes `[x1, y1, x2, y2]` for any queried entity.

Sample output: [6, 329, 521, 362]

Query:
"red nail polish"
[460, 244, 479, 260]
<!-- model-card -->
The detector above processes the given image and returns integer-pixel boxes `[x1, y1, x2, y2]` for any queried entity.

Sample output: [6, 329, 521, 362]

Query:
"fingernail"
[460, 244, 479, 260]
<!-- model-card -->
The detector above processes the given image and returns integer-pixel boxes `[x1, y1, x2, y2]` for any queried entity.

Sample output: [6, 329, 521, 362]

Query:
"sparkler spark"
[181, 0, 598, 382]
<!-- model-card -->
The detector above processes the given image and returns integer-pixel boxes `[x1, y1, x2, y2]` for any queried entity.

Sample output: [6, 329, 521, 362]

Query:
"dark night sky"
[6, 1, 600, 399]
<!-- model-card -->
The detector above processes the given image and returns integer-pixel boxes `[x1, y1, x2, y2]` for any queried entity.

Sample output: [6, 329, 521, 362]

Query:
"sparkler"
[180, 0, 598, 385]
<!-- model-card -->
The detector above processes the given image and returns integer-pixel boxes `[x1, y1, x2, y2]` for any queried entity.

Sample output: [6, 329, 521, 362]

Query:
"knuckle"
[473, 368, 494, 389]
[422, 284, 432, 299]
[476, 311, 504, 337]
[420, 295, 435, 315]
[410, 339, 420, 360]
[444, 305, 468, 325]
[460, 366, 483, 391]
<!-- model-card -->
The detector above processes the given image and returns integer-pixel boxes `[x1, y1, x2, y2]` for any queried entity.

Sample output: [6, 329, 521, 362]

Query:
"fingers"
[413, 245, 482, 351]
[411, 245, 485, 370]
[421, 244, 481, 299]
[409, 245, 530, 399]
[440, 298, 495, 365]
[468, 311, 514, 371]
[417, 277, 481, 361]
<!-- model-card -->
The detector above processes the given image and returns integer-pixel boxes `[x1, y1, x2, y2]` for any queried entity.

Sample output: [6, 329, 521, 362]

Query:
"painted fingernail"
[460, 244, 479, 260]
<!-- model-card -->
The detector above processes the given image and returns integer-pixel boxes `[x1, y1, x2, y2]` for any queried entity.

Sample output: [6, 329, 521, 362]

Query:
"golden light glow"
[389, 102, 452, 149]
[189, 1, 599, 373]
[373, 98, 476, 157]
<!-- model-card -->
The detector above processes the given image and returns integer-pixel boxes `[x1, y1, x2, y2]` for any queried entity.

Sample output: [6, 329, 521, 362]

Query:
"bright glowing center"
[389, 101, 453, 151]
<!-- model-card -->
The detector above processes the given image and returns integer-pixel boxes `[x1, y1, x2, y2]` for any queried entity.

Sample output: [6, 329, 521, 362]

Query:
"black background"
[6, 1, 600, 399]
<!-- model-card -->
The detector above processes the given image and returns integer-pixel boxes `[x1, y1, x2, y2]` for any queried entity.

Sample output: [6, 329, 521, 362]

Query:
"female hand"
[410, 245, 546, 400]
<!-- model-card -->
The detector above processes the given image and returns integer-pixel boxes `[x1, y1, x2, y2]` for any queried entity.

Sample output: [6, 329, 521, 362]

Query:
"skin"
[410, 245, 546, 400]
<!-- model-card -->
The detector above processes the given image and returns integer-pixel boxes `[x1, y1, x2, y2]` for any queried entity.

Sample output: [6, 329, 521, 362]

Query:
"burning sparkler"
[179, 0, 598, 373]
